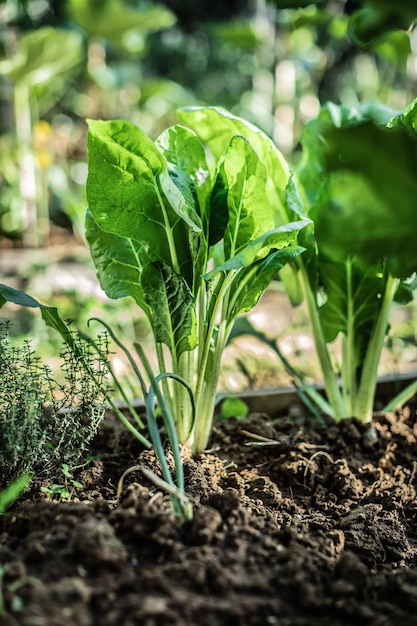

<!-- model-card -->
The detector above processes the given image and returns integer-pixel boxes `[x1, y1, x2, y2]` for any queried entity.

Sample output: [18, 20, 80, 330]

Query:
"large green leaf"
[178, 106, 294, 226]
[87, 119, 196, 286]
[140, 262, 197, 359]
[216, 136, 274, 258]
[156, 125, 212, 223]
[229, 246, 305, 318]
[318, 259, 384, 356]
[206, 221, 306, 276]
[297, 101, 396, 206]
[85, 210, 151, 315]
[298, 100, 417, 278]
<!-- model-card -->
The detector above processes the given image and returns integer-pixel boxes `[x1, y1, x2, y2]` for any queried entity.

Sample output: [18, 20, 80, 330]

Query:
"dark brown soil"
[1, 407, 417, 626]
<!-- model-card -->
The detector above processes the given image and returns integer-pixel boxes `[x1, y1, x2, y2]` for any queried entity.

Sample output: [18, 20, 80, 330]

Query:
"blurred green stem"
[14, 81, 48, 247]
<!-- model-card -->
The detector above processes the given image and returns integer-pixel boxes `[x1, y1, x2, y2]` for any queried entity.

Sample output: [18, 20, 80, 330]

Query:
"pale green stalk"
[384, 378, 417, 413]
[190, 273, 235, 452]
[155, 342, 171, 405]
[14, 82, 38, 246]
[342, 259, 356, 416]
[173, 350, 194, 443]
[300, 264, 345, 419]
[354, 274, 400, 421]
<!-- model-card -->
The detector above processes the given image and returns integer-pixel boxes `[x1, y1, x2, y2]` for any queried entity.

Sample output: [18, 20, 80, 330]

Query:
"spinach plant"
[86, 113, 308, 452]
[294, 98, 417, 421]
[182, 101, 417, 423]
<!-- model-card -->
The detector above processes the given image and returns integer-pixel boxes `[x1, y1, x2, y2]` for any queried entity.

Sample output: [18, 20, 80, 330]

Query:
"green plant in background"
[270, 0, 417, 46]
[86, 113, 308, 453]
[0, 27, 84, 245]
[0, 317, 107, 488]
[0, 0, 177, 246]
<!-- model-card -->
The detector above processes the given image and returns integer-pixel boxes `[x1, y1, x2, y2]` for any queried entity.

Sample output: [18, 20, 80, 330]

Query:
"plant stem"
[354, 273, 400, 421]
[191, 273, 234, 453]
[342, 259, 356, 416]
[384, 378, 417, 413]
[173, 350, 194, 443]
[300, 264, 346, 419]
[192, 319, 227, 454]
[14, 82, 39, 246]
[155, 342, 173, 410]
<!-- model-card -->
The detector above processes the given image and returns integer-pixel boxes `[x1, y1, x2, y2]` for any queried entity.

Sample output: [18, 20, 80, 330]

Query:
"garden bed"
[1, 403, 417, 625]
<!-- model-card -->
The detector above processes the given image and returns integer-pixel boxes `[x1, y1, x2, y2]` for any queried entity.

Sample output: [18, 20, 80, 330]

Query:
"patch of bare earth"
[1, 407, 417, 626]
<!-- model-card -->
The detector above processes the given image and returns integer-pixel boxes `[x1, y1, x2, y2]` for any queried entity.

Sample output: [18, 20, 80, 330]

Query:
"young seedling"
[40, 463, 84, 502]
[86, 112, 309, 452]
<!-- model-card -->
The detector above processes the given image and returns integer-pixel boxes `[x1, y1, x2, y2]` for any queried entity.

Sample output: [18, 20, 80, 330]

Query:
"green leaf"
[348, 1, 417, 46]
[219, 397, 248, 420]
[298, 100, 417, 278]
[87, 119, 196, 286]
[213, 21, 261, 51]
[219, 136, 275, 258]
[389, 97, 417, 135]
[297, 101, 396, 205]
[394, 274, 417, 305]
[375, 31, 411, 67]
[0, 27, 83, 87]
[205, 221, 306, 275]
[0, 473, 33, 515]
[158, 169, 202, 234]
[85, 210, 150, 313]
[0, 284, 74, 346]
[0, 27, 83, 114]
[178, 106, 293, 226]
[156, 125, 212, 221]
[141, 262, 197, 359]
[229, 245, 305, 318]
[318, 259, 384, 350]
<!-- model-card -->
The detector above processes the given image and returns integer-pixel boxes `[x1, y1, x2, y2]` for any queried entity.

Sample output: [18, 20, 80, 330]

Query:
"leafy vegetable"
[86, 112, 308, 452]
[291, 98, 417, 421]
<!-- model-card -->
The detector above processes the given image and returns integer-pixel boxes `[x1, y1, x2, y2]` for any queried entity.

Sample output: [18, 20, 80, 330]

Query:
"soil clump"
[1, 408, 417, 625]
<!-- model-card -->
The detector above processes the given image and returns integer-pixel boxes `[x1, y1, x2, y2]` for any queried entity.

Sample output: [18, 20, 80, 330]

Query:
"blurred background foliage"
[0, 0, 416, 246]
[0, 0, 416, 393]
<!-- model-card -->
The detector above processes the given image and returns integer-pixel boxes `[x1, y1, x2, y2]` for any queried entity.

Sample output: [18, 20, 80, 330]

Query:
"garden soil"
[1, 407, 417, 626]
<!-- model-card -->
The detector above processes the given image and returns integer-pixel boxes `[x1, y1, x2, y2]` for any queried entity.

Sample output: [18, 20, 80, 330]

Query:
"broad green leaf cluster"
[292, 98, 417, 421]
[86, 110, 308, 452]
